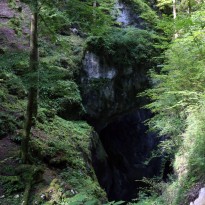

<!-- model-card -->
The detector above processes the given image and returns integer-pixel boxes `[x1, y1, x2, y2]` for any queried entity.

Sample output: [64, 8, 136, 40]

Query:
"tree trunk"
[93, 0, 97, 22]
[21, 4, 39, 164]
[188, 0, 191, 14]
[22, 181, 32, 205]
[173, 0, 178, 39]
[173, 0, 177, 19]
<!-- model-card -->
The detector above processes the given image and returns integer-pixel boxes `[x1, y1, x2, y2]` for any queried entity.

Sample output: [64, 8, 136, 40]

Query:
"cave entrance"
[92, 109, 162, 201]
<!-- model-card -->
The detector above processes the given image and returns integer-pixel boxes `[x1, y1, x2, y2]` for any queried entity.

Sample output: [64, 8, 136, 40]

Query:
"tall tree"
[22, 0, 67, 163]
[173, 0, 177, 18]
[21, 0, 39, 163]
[20, 0, 114, 164]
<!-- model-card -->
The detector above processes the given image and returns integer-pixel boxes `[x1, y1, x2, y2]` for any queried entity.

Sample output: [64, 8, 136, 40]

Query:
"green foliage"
[35, 34, 85, 119]
[40, 79, 83, 118]
[61, 193, 101, 205]
[0, 52, 29, 71]
[125, 178, 181, 205]
[29, 116, 106, 203]
[43, 80, 81, 103]
[128, 0, 158, 25]
[130, 196, 164, 205]
[87, 27, 158, 66]
[0, 196, 22, 205]
[33, 117, 92, 169]
[60, 169, 106, 204]
[61, 193, 91, 205]
[0, 52, 28, 99]
[0, 176, 24, 194]
[141, 6, 205, 205]
[6, 76, 26, 99]
[0, 112, 19, 138]
[176, 106, 205, 178]
[40, 4, 70, 35]
[39, 34, 85, 76]
[65, 0, 115, 35]
[0, 0, 161, 204]
[143, 9, 205, 139]
[156, 0, 197, 14]
[156, 0, 172, 10]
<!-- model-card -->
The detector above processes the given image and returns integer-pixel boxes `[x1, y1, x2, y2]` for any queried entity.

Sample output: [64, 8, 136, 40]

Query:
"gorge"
[80, 0, 163, 201]
[2, 0, 200, 204]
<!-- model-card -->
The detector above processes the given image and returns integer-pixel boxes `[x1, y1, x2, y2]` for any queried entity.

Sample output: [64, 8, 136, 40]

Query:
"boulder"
[190, 188, 205, 205]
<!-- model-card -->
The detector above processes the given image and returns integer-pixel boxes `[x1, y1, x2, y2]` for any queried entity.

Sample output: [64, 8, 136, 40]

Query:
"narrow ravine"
[92, 110, 161, 201]
[79, 0, 163, 201]
[2, 0, 205, 204]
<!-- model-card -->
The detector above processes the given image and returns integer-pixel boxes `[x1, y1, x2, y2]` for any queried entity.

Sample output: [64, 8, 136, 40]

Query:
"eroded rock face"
[81, 51, 148, 131]
[82, 52, 116, 79]
[115, 0, 131, 25]
[190, 188, 205, 205]
[81, 0, 148, 130]
[114, 0, 143, 27]
[81, 0, 161, 201]
[81, 48, 159, 201]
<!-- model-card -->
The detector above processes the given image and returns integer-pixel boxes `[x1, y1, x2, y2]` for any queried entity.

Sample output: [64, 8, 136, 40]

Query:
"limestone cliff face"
[114, 0, 143, 27]
[81, 51, 148, 130]
[81, 0, 162, 201]
[80, 0, 148, 130]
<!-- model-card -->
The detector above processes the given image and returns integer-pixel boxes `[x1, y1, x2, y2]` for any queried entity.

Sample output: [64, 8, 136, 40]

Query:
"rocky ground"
[0, 0, 30, 51]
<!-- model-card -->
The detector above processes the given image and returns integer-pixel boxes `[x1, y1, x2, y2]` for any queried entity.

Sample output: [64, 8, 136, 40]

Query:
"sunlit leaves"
[143, 6, 205, 154]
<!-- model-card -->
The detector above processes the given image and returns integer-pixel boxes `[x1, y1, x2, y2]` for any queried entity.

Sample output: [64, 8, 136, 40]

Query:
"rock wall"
[81, 51, 148, 131]
[190, 188, 205, 205]
[80, 0, 149, 130]
[80, 0, 162, 201]
[92, 110, 161, 201]
[114, 0, 143, 27]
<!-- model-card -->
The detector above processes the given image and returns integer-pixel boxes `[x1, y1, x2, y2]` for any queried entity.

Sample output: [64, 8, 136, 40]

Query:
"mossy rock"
[0, 175, 24, 194]
[30, 139, 56, 161]
[49, 155, 68, 168]
[0, 112, 19, 138]
[0, 70, 26, 99]
[33, 178, 63, 205]
[37, 108, 56, 124]
[15, 164, 44, 183]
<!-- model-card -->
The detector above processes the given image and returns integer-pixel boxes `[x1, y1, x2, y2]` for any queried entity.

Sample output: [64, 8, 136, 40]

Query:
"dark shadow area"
[162, 159, 174, 182]
[92, 109, 162, 201]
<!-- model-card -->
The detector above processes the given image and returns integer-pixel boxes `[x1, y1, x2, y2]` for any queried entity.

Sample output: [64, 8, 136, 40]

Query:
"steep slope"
[0, 1, 106, 204]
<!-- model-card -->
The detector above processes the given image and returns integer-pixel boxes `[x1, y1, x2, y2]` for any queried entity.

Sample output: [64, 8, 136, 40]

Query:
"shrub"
[0, 112, 19, 138]
[87, 27, 158, 67]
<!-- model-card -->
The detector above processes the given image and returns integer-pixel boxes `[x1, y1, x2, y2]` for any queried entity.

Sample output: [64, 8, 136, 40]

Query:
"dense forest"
[0, 0, 205, 204]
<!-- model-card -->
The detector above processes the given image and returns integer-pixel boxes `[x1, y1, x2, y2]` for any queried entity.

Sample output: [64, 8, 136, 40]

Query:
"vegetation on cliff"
[0, 0, 158, 204]
[135, 4, 205, 205]
[1, 0, 205, 204]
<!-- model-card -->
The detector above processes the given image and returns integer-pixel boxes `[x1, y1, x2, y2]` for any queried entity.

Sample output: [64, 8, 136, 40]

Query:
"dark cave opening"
[162, 159, 174, 182]
[91, 109, 163, 202]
